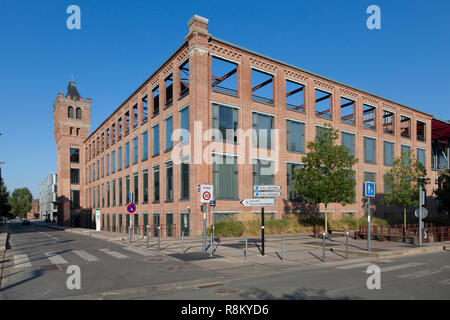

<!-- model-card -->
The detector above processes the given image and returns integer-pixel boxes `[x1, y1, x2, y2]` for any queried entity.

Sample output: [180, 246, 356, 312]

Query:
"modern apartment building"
[53, 15, 443, 234]
[38, 173, 58, 221]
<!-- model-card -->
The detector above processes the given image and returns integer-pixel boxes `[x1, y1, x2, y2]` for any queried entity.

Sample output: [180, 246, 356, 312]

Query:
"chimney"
[186, 15, 210, 41]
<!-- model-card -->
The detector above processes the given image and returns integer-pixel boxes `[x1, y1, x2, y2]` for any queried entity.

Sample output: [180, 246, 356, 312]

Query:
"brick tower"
[53, 81, 91, 226]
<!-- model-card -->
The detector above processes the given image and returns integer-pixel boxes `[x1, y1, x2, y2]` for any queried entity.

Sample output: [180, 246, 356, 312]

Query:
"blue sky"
[0, 0, 449, 198]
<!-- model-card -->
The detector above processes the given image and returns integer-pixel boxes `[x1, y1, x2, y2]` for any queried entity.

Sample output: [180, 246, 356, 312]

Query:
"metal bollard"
[128, 226, 131, 243]
[135, 226, 139, 245]
[158, 226, 161, 251]
[210, 233, 214, 257]
[322, 233, 326, 262]
[121, 225, 124, 241]
[181, 230, 184, 254]
[146, 225, 149, 248]
[282, 236, 285, 262]
[345, 232, 349, 259]
[245, 235, 248, 260]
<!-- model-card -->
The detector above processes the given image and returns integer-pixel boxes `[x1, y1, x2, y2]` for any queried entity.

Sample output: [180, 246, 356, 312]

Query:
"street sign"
[200, 184, 214, 203]
[254, 191, 281, 198]
[415, 207, 428, 219]
[126, 203, 137, 214]
[240, 198, 274, 207]
[209, 199, 216, 207]
[95, 208, 101, 231]
[365, 182, 375, 197]
[253, 185, 281, 191]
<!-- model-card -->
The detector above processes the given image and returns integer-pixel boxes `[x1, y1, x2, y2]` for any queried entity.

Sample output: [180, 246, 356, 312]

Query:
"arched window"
[68, 106, 74, 118]
[76, 107, 82, 119]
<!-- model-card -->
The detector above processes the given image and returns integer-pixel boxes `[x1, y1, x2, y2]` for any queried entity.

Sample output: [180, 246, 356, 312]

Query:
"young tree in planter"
[383, 150, 429, 238]
[10, 187, 32, 218]
[293, 125, 357, 234]
[435, 169, 450, 220]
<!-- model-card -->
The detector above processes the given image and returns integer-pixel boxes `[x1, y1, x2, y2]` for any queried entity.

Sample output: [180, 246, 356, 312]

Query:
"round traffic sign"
[127, 203, 137, 214]
[202, 191, 211, 201]
[415, 207, 428, 219]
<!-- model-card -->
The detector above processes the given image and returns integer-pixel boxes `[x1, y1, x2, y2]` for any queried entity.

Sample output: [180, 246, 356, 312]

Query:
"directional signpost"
[242, 185, 281, 256]
[365, 182, 375, 251]
[200, 185, 213, 252]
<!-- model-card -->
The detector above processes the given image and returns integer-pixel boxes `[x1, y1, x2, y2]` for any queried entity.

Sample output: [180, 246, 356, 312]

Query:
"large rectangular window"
[180, 161, 190, 200]
[166, 162, 173, 202]
[112, 150, 116, 173]
[118, 146, 122, 170]
[125, 175, 130, 204]
[341, 132, 355, 157]
[253, 159, 275, 186]
[70, 190, 80, 209]
[364, 137, 376, 164]
[107, 182, 110, 207]
[142, 131, 148, 160]
[125, 142, 130, 167]
[70, 168, 80, 185]
[417, 121, 426, 141]
[70, 148, 79, 163]
[133, 173, 139, 204]
[363, 104, 376, 130]
[106, 154, 110, 175]
[417, 148, 426, 167]
[153, 166, 160, 202]
[341, 97, 355, 125]
[211, 56, 238, 96]
[252, 112, 274, 149]
[118, 177, 123, 206]
[142, 96, 148, 124]
[142, 170, 148, 203]
[213, 155, 238, 200]
[133, 137, 138, 164]
[287, 163, 304, 202]
[401, 145, 411, 165]
[180, 59, 189, 98]
[125, 111, 130, 135]
[401, 116, 411, 138]
[133, 104, 138, 128]
[252, 69, 273, 104]
[212, 104, 238, 143]
[153, 86, 159, 116]
[286, 80, 304, 112]
[384, 141, 394, 166]
[165, 74, 173, 107]
[165, 116, 173, 151]
[153, 124, 159, 156]
[315, 89, 332, 119]
[286, 120, 305, 153]
[180, 106, 189, 144]
[383, 110, 394, 135]
[112, 179, 116, 206]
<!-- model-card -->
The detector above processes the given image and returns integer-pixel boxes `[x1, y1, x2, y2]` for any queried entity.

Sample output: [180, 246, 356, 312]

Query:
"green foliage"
[383, 150, 429, 210]
[435, 169, 450, 215]
[207, 221, 245, 237]
[10, 187, 32, 217]
[293, 125, 358, 207]
[0, 178, 12, 217]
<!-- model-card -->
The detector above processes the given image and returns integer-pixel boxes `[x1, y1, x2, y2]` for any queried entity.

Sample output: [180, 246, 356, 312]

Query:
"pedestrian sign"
[365, 182, 375, 197]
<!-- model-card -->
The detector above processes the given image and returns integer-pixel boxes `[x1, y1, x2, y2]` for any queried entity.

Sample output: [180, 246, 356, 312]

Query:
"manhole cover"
[145, 257, 166, 263]
[40, 264, 59, 271]
[167, 265, 186, 271]
[214, 288, 240, 295]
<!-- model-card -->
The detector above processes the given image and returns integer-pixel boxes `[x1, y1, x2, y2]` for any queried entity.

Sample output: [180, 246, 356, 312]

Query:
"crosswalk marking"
[380, 262, 426, 273]
[14, 254, 32, 268]
[73, 250, 100, 262]
[98, 248, 129, 259]
[45, 252, 68, 265]
[398, 269, 442, 280]
[121, 246, 154, 257]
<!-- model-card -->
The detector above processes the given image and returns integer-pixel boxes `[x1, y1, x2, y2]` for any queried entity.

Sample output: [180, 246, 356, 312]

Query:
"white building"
[39, 173, 57, 221]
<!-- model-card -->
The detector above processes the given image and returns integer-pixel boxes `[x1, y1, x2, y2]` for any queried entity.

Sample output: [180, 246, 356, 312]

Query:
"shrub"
[207, 221, 244, 237]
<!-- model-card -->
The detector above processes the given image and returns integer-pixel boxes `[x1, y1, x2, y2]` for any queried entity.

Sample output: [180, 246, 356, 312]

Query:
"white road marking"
[73, 250, 100, 262]
[45, 252, 68, 265]
[14, 254, 32, 268]
[380, 262, 426, 272]
[98, 248, 129, 259]
[121, 246, 154, 256]
[39, 232, 58, 240]
[399, 266, 450, 280]
[336, 260, 395, 270]
[439, 279, 450, 285]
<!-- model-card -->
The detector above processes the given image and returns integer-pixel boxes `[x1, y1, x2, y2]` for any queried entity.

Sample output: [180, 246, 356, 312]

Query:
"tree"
[293, 125, 358, 234]
[0, 178, 11, 217]
[435, 169, 450, 218]
[383, 150, 429, 237]
[10, 187, 32, 218]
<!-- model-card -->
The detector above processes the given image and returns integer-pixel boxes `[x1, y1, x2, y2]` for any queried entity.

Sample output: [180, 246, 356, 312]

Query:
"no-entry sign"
[200, 184, 214, 203]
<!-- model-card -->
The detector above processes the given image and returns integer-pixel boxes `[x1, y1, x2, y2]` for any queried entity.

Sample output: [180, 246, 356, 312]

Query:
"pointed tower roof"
[66, 81, 81, 101]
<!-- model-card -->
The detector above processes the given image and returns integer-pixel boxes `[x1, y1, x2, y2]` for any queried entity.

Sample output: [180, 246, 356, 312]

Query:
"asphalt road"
[1, 222, 449, 300]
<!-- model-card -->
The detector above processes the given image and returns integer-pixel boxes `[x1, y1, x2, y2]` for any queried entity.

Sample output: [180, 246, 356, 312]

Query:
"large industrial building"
[38, 173, 58, 221]
[52, 15, 449, 235]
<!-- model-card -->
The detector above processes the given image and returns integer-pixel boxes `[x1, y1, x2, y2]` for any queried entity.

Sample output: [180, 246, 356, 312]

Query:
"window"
[401, 145, 411, 165]
[211, 56, 238, 96]
[142, 96, 148, 124]
[166, 162, 173, 201]
[253, 159, 275, 186]
[341, 97, 355, 125]
[384, 174, 392, 194]
[101, 133, 105, 151]
[417, 121, 425, 141]
[252, 69, 273, 104]
[179, 59, 189, 98]
[165, 116, 173, 151]
[315, 89, 332, 119]
[133, 137, 138, 164]
[133, 173, 139, 204]
[153, 166, 160, 202]
[142, 131, 148, 160]
[97, 185, 100, 208]
[70, 168, 80, 185]
[341, 132, 355, 157]
[133, 104, 138, 128]
[287, 163, 304, 202]
[97, 160, 99, 180]
[107, 182, 110, 207]
[212, 104, 238, 143]
[112, 180, 116, 206]
[101, 157, 104, 178]
[252, 112, 274, 149]
[165, 74, 173, 107]
[70, 190, 80, 209]
[152, 86, 160, 116]
[125, 111, 130, 135]
[180, 161, 190, 200]
[125, 142, 130, 167]
[106, 154, 110, 175]
[112, 124, 115, 144]
[118, 146, 122, 170]
[417, 148, 426, 167]
[118, 118, 122, 139]
[106, 128, 110, 147]
[70, 148, 79, 163]
[112, 150, 116, 173]
[101, 183, 105, 207]
[363, 104, 376, 130]
[180, 106, 189, 144]
[213, 155, 239, 200]
[316, 125, 331, 139]
[76, 107, 81, 119]
[364, 137, 376, 164]
[142, 170, 148, 203]
[286, 80, 304, 112]
[384, 141, 394, 166]
[383, 110, 394, 134]
[400, 116, 411, 138]
[118, 177, 123, 206]
[125, 175, 130, 203]
[286, 120, 305, 153]
[68, 106, 74, 118]
[153, 124, 159, 156]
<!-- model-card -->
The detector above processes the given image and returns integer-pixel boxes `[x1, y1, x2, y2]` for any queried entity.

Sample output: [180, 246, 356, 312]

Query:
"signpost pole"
[146, 225, 149, 248]
[202, 204, 206, 253]
[367, 197, 371, 251]
[261, 207, 265, 256]
[419, 182, 424, 247]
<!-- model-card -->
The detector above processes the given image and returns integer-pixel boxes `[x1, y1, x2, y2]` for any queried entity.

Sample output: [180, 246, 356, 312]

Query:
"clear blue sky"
[0, 0, 449, 198]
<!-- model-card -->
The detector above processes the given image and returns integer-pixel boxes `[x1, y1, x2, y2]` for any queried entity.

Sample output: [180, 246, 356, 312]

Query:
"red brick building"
[53, 15, 437, 235]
